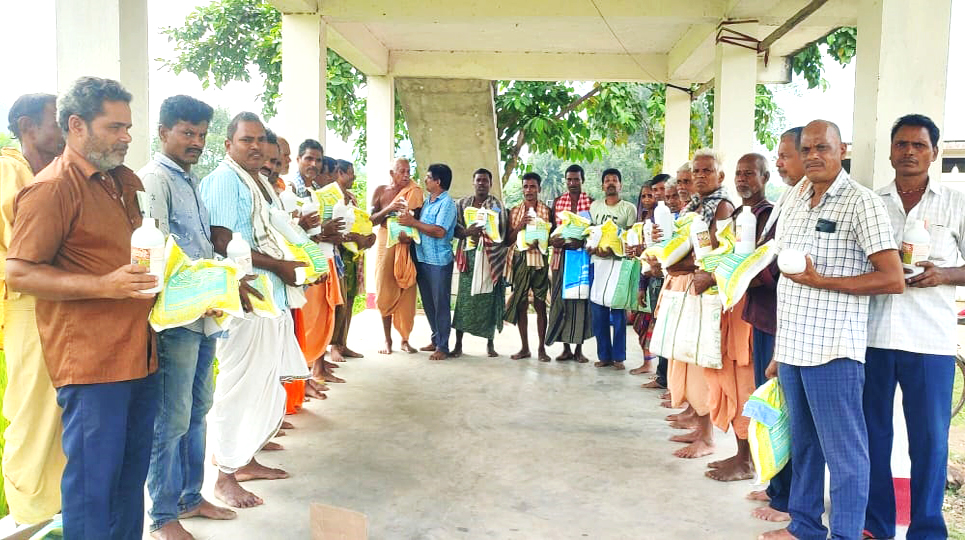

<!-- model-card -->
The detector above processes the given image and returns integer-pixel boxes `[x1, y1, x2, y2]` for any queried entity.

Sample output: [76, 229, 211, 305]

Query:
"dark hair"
[57, 76, 132, 134]
[8, 93, 56, 138]
[781, 126, 804, 150]
[650, 173, 670, 186]
[891, 114, 940, 148]
[226, 111, 262, 140]
[428, 163, 453, 190]
[601, 168, 622, 183]
[321, 156, 337, 173]
[298, 138, 324, 158]
[336, 159, 353, 174]
[521, 171, 542, 187]
[564, 164, 585, 181]
[159, 95, 213, 130]
[472, 168, 493, 181]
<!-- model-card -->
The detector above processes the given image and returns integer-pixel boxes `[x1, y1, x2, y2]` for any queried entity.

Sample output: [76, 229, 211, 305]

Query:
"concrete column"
[55, 0, 149, 169]
[851, 0, 952, 189]
[712, 22, 758, 196]
[662, 86, 692, 174]
[279, 14, 327, 149]
[364, 75, 395, 307]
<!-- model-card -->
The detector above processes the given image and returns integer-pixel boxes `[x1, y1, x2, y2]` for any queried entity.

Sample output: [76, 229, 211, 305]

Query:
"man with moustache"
[7, 76, 159, 539]
[760, 120, 904, 540]
[291, 139, 323, 197]
[0, 93, 66, 528]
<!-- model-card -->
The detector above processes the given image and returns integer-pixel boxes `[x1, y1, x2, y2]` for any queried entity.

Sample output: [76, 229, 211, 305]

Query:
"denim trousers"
[416, 261, 453, 353]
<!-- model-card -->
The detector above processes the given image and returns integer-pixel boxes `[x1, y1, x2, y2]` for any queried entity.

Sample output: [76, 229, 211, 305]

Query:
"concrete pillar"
[712, 21, 758, 197]
[851, 0, 952, 189]
[364, 75, 395, 307]
[55, 0, 150, 169]
[662, 86, 692, 174]
[278, 14, 327, 149]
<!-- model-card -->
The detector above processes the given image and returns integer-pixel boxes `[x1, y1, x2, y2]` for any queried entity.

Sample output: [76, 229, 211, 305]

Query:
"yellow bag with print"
[311, 182, 344, 220]
[713, 240, 778, 310]
[550, 210, 591, 240]
[516, 218, 550, 254]
[743, 378, 791, 482]
[386, 216, 421, 248]
[342, 207, 374, 255]
[283, 239, 329, 285]
[464, 207, 502, 250]
[585, 221, 624, 257]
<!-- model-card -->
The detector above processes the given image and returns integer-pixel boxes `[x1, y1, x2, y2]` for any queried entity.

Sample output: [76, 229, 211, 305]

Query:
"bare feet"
[660, 400, 675, 408]
[318, 370, 345, 384]
[449, 345, 463, 358]
[665, 408, 695, 422]
[150, 521, 195, 540]
[669, 429, 702, 443]
[235, 458, 289, 482]
[630, 363, 654, 375]
[641, 379, 664, 389]
[660, 391, 672, 400]
[273, 429, 286, 438]
[487, 342, 498, 357]
[594, 361, 613, 368]
[575, 352, 589, 363]
[420, 343, 436, 352]
[668, 418, 699, 430]
[538, 350, 551, 362]
[612, 361, 625, 370]
[511, 349, 531, 360]
[214, 472, 263, 509]
[747, 490, 771, 502]
[305, 380, 328, 399]
[705, 457, 754, 481]
[179, 498, 237, 521]
[379, 340, 393, 354]
[430, 350, 448, 361]
[400, 341, 417, 353]
[341, 346, 363, 358]
[555, 350, 574, 361]
[708, 455, 737, 469]
[321, 359, 339, 369]
[261, 441, 284, 451]
[281, 421, 294, 430]
[330, 347, 346, 363]
[752, 507, 791, 522]
[673, 439, 715, 459]
[758, 528, 797, 540]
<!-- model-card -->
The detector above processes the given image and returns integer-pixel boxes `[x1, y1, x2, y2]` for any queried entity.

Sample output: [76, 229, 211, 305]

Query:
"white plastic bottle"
[735, 206, 757, 255]
[226, 232, 253, 276]
[653, 201, 674, 242]
[901, 219, 930, 277]
[690, 216, 712, 260]
[300, 199, 322, 235]
[131, 217, 165, 293]
[643, 221, 654, 246]
[279, 190, 299, 213]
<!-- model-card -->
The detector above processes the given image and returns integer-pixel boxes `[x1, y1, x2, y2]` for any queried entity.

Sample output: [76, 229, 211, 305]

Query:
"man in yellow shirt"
[0, 93, 66, 525]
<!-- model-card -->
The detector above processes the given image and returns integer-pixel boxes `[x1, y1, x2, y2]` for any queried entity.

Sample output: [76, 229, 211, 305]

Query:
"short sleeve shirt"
[868, 180, 965, 355]
[415, 191, 457, 266]
[7, 146, 157, 387]
[590, 199, 637, 229]
[775, 169, 896, 367]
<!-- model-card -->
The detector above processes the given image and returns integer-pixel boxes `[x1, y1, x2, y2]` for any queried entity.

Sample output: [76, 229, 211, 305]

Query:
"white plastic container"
[643, 221, 654, 246]
[279, 190, 299, 213]
[901, 219, 930, 277]
[690, 216, 712, 260]
[269, 208, 310, 244]
[653, 201, 674, 242]
[735, 206, 757, 255]
[131, 217, 165, 293]
[300, 200, 322, 235]
[226, 232, 253, 276]
[777, 249, 807, 275]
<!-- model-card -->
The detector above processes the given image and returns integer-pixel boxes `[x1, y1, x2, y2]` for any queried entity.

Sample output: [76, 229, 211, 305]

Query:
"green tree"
[0, 132, 17, 150]
[150, 106, 232, 179]
[790, 27, 857, 90]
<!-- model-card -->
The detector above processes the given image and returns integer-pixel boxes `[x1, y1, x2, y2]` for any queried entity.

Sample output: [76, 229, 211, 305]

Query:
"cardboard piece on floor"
[310, 503, 368, 540]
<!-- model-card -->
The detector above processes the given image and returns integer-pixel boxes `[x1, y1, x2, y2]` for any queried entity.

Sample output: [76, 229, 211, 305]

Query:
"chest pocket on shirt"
[927, 223, 955, 266]
[812, 219, 855, 275]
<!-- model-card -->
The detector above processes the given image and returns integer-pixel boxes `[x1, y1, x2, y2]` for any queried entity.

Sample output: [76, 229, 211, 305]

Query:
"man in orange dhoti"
[370, 158, 424, 354]
[703, 153, 772, 481]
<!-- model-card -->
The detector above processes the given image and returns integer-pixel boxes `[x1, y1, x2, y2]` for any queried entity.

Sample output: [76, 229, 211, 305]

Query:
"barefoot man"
[199, 112, 311, 508]
[451, 168, 509, 357]
[703, 153, 772, 483]
[370, 158, 423, 354]
[546, 164, 593, 362]
[504, 172, 552, 362]
[1, 93, 66, 528]
[760, 120, 904, 540]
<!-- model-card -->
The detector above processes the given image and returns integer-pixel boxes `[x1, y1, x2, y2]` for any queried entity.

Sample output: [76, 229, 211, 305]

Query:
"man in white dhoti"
[199, 112, 311, 509]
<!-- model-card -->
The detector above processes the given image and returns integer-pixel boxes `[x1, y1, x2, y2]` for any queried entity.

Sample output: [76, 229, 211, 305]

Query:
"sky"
[2, 0, 963, 173]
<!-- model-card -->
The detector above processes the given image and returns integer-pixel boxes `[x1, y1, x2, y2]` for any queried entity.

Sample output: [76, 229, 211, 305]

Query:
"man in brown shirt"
[7, 76, 159, 540]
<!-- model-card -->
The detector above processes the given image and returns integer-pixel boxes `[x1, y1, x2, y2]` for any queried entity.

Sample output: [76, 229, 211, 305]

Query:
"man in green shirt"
[588, 168, 636, 369]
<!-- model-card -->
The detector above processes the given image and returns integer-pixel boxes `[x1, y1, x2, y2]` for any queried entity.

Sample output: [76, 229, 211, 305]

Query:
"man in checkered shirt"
[760, 120, 904, 540]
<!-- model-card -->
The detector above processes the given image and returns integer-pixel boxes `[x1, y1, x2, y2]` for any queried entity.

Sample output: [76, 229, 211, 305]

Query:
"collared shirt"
[290, 171, 309, 197]
[200, 162, 288, 311]
[868, 179, 965, 355]
[0, 147, 35, 303]
[415, 190, 457, 266]
[7, 145, 157, 387]
[590, 198, 636, 229]
[775, 169, 896, 367]
[138, 153, 213, 260]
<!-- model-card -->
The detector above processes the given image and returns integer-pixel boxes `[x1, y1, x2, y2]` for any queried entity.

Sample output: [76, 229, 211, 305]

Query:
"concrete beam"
[668, 24, 717, 81]
[389, 51, 669, 82]
[270, 0, 317, 14]
[317, 0, 725, 22]
[55, 0, 150, 170]
[326, 22, 389, 75]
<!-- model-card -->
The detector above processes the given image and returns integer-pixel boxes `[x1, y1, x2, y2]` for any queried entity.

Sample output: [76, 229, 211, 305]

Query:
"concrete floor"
[175, 310, 795, 540]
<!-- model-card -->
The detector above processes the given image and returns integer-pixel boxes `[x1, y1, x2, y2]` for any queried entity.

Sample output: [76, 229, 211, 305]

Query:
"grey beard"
[83, 142, 125, 171]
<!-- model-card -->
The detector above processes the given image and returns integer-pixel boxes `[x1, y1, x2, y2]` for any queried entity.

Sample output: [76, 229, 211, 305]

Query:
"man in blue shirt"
[399, 163, 456, 360]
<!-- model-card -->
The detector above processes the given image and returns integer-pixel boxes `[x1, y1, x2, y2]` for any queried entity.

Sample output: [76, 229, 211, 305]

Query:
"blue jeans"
[147, 328, 217, 530]
[589, 301, 626, 362]
[416, 261, 453, 353]
[864, 348, 954, 540]
[752, 328, 792, 512]
[779, 358, 869, 540]
[56, 374, 159, 540]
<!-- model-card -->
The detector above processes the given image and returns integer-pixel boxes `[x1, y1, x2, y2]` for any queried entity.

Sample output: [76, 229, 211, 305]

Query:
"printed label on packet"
[696, 230, 712, 249]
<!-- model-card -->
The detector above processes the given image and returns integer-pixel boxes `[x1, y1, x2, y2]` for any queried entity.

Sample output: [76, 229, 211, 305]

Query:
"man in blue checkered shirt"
[760, 120, 904, 540]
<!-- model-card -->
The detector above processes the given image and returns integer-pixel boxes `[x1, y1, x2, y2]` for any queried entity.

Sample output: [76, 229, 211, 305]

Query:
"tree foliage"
[150, 106, 232, 179]
[790, 27, 857, 90]
[0, 132, 17, 150]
